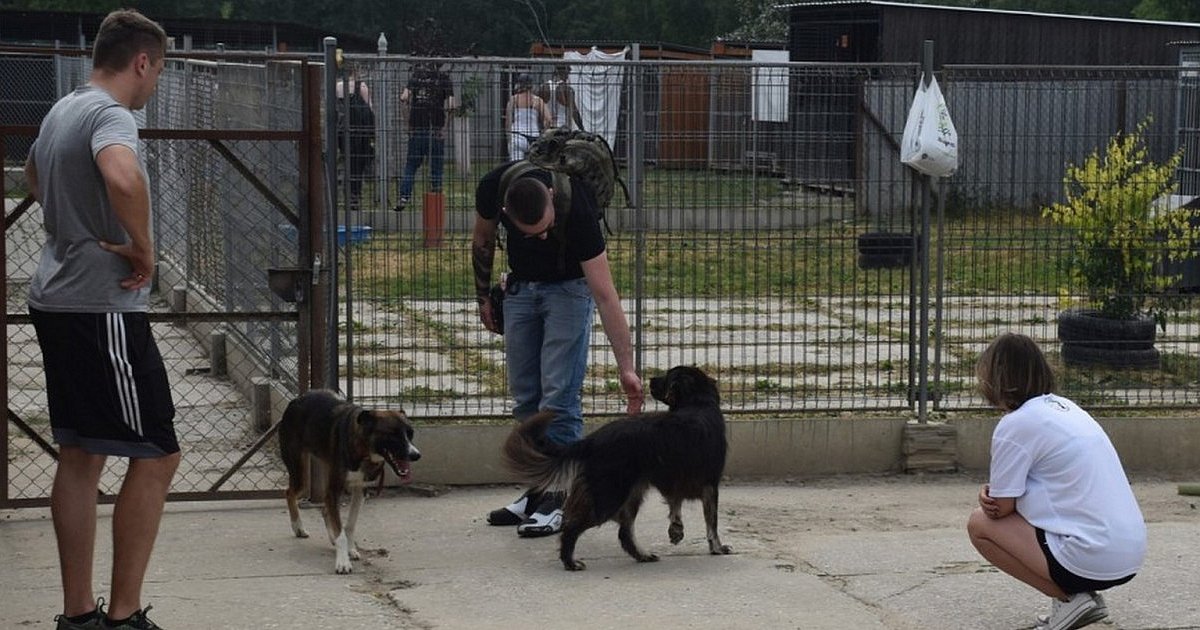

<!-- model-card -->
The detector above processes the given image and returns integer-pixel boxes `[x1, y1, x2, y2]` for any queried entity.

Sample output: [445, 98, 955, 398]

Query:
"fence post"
[322, 37, 340, 392]
[917, 39, 934, 424]
[376, 32, 389, 211]
[302, 60, 324, 394]
[629, 43, 645, 376]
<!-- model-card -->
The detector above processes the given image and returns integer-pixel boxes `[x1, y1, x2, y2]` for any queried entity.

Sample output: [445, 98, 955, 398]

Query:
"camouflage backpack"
[499, 128, 630, 248]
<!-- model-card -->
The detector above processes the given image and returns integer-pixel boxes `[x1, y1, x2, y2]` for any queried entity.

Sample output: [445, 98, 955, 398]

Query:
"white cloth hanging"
[563, 46, 629, 150]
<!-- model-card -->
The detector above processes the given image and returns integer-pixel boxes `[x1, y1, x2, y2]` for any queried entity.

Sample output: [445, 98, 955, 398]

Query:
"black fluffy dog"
[503, 365, 731, 570]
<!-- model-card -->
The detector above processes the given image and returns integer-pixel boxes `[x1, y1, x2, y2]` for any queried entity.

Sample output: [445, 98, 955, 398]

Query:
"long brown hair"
[975, 332, 1056, 411]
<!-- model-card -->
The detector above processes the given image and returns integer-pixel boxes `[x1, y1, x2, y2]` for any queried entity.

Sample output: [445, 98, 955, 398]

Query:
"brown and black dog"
[503, 365, 731, 570]
[279, 389, 419, 574]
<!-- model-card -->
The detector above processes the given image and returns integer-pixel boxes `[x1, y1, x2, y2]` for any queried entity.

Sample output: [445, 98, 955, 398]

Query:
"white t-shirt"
[989, 394, 1146, 580]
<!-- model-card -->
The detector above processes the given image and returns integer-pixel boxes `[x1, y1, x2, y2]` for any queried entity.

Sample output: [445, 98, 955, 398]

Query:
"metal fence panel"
[324, 55, 1200, 418]
[7, 48, 1200, 506]
[3, 49, 315, 506]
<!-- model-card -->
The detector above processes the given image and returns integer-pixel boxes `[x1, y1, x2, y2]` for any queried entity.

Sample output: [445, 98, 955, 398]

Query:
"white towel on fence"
[563, 46, 628, 150]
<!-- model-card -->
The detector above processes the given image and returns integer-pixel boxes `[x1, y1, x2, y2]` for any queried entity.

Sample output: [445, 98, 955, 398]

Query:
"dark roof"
[776, 1, 1200, 28]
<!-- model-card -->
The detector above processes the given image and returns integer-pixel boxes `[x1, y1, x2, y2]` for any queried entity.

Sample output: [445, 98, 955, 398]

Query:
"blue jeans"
[399, 128, 445, 199]
[503, 278, 595, 446]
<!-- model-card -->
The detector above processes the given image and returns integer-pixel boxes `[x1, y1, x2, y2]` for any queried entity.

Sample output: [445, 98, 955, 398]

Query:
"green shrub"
[1042, 121, 1196, 327]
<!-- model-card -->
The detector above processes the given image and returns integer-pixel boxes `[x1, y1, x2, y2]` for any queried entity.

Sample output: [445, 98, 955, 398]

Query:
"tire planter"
[857, 252, 911, 269]
[857, 232, 917, 270]
[1057, 309, 1160, 369]
[1057, 309, 1157, 351]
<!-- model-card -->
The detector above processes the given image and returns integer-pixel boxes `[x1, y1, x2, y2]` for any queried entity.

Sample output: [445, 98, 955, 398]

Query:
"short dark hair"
[504, 177, 549, 225]
[975, 332, 1056, 411]
[93, 9, 168, 73]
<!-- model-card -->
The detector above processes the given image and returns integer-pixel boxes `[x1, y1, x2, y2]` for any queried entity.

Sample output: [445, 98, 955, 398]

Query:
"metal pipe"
[629, 43, 645, 376]
[917, 39, 934, 423]
[322, 37, 339, 391]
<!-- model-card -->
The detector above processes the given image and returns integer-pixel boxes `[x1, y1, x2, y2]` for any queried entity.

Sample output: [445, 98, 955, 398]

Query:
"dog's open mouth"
[384, 451, 413, 484]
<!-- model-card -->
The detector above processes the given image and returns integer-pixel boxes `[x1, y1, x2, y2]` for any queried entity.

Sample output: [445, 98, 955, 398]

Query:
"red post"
[422, 191, 445, 248]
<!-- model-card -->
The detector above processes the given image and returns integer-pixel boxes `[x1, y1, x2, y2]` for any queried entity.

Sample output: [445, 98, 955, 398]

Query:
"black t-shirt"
[406, 69, 453, 129]
[476, 161, 606, 282]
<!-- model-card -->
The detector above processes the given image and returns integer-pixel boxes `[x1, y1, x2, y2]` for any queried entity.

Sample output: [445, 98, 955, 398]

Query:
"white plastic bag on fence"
[900, 74, 958, 177]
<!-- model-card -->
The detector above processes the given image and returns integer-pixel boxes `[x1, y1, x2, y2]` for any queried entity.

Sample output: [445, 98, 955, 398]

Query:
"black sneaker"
[487, 489, 540, 526]
[55, 605, 104, 630]
[392, 196, 409, 212]
[104, 606, 164, 629]
[517, 491, 564, 538]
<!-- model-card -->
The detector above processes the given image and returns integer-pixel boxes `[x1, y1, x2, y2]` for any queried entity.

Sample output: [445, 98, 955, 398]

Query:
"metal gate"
[2, 47, 330, 508]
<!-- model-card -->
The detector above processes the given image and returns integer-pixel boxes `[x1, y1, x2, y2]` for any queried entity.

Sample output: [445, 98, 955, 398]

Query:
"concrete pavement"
[1, 475, 1198, 629]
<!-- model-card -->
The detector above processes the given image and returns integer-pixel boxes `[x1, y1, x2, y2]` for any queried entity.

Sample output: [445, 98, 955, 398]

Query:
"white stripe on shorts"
[105, 313, 143, 435]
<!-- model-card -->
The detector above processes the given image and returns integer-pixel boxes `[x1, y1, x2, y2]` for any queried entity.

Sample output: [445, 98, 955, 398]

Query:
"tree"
[1133, 0, 1200, 21]
[5, 0, 1194, 56]
[724, 0, 788, 42]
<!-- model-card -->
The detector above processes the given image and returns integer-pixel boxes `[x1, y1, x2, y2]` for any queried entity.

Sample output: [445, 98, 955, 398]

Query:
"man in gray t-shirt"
[28, 85, 151, 312]
[24, 9, 180, 630]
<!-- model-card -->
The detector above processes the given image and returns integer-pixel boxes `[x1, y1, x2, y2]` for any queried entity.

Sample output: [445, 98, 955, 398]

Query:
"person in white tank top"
[506, 73, 551, 161]
[967, 333, 1145, 630]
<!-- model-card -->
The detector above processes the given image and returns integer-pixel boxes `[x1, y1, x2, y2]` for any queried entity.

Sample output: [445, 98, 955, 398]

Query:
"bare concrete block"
[209, 331, 227, 377]
[169, 286, 187, 313]
[251, 376, 272, 433]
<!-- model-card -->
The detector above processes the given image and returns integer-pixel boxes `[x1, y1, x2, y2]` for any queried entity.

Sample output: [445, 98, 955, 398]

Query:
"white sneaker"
[1037, 592, 1107, 627]
[1035, 592, 1103, 630]
[516, 492, 564, 538]
[1036, 592, 1108, 624]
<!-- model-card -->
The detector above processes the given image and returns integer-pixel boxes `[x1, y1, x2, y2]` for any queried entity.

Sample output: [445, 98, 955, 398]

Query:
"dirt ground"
[3, 472, 1198, 629]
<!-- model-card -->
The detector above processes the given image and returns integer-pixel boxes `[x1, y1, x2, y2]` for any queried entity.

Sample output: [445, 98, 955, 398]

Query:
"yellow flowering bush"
[1043, 122, 1196, 327]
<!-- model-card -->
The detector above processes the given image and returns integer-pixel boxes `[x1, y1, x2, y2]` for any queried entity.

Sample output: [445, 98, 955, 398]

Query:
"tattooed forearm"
[472, 240, 495, 302]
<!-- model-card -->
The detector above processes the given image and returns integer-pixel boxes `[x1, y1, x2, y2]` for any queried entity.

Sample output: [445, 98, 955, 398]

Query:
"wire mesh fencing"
[2, 49, 316, 505]
[6, 46, 1200, 506]
[325, 53, 1200, 418]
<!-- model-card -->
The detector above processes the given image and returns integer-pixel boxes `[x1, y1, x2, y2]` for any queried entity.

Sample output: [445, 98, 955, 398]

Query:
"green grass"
[354, 164, 780, 213]
[348, 212, 1073, 300]
[1057, 350, 1200, 394]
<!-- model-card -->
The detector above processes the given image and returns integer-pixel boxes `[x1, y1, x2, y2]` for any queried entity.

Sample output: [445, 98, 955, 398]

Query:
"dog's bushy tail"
[502, 411, 580, 492]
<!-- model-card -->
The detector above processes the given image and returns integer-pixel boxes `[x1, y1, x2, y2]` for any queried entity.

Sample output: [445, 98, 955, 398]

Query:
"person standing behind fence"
[506, 73, 552, 161]
[395, 62, 454, 212]
[967, 333, 1145, 630]
[538, 64, 584, 131]
[335, 60, 374, 211]
[24, 9, 180, 630]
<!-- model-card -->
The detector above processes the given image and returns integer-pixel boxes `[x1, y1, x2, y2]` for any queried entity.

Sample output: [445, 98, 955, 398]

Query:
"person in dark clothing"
[336, 62, 374, 210]
[395, 63, 454, 211]
[471, 161, 643, 537]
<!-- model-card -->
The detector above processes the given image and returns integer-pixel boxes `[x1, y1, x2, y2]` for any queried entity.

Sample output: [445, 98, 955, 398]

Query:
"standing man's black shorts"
[31, 308, 179, 458]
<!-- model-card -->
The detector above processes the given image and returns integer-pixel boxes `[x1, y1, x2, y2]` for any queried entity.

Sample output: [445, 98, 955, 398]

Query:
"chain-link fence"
[2, 48, 320, 506]
[5, 44, 1200, 504]
[326, 50, 1200, 418]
